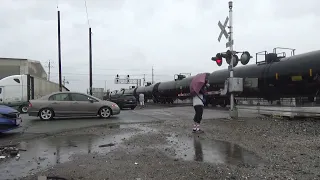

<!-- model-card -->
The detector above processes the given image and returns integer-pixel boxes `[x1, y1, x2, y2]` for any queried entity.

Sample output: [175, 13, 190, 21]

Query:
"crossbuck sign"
[217, 16, 234, 48]
[218, 16, 229, 42]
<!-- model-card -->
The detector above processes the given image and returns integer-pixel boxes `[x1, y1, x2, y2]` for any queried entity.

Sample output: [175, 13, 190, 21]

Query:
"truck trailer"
[0, 74, 69, 113]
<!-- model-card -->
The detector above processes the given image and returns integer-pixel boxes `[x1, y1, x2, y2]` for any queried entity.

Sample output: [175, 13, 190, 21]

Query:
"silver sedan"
[28, 91, 120, 120]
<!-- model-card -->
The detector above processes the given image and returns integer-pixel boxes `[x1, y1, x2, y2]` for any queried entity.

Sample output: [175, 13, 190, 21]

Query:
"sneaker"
[192, 124, 197, 132]
[195, 125, 203, 133]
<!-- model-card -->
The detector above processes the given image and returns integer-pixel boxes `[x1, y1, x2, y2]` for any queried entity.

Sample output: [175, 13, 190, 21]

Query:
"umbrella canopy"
[190, 73, 207, 96]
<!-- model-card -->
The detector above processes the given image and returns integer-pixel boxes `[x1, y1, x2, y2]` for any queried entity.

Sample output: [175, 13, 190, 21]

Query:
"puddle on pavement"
[0, 124, 154, 180]
[166, 134, 263, 166]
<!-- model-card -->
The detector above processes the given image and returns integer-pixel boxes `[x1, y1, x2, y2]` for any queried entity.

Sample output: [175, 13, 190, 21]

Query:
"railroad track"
[146, 102, 320, 118]
[238, 105, 320, 118]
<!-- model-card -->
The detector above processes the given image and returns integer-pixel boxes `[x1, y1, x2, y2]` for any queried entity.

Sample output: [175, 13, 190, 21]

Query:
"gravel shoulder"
[4, 107, 320, 180]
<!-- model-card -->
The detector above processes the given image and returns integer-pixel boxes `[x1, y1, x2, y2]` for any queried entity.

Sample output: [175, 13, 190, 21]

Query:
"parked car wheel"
[39, 108, 54, 120]
[98, 107, 112, 118]
[19, 105, 29, 113]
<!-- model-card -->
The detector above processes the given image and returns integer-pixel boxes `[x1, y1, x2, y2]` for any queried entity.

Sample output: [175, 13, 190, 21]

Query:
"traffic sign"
[226, 40, 234, 48]
[218, 16, 229, 42]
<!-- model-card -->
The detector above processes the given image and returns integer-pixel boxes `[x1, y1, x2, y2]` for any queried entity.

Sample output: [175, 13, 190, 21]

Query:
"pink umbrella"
[190, 73, 208, 96]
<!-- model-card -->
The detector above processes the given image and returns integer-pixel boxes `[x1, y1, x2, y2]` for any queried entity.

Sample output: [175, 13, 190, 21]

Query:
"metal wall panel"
[0, 65, 20, 80]
[28, 61, 47, 79]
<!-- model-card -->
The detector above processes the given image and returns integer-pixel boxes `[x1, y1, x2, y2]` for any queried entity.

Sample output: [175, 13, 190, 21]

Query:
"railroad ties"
[237, 98, 320, 119]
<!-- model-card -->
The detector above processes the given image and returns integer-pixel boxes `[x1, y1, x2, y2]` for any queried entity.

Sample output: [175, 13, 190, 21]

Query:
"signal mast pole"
[57, 10, 62, 92]
[228, 1, 236, 118]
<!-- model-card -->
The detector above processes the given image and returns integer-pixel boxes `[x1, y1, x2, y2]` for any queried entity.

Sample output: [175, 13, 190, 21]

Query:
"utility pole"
[151, 66, 154, 84]
[57, 10, 62, 92]
[89, 27, 93, 95]
[45, 60, 54, 81]
[143, 74, 146, 86]
[62, 76, 69, 86]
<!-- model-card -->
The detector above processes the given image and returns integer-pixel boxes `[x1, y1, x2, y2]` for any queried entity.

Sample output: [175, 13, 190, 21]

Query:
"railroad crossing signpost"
[217, 1, 238, 119]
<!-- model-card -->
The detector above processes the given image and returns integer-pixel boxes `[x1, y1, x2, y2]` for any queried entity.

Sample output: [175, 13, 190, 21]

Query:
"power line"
[49, 72, 171, 77]
[60, 66, 153, 71]
[39, 61, 193, 73]
[51, 78, 172, 83]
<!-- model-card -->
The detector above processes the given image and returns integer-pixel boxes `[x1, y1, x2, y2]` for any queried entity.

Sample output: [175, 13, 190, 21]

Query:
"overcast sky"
[0, 0, 319, 93]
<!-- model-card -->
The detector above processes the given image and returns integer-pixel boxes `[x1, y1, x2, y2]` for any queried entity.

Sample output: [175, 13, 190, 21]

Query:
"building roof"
[0, 57, 28, 61]
[0, 58, 47, 79]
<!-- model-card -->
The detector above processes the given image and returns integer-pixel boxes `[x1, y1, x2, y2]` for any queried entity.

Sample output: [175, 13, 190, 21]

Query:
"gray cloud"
[1, 0, 320, 92]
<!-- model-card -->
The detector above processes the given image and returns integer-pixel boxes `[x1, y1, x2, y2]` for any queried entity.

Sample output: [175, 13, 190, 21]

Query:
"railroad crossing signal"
[218, 17, 229, 42]
[114, 78, 139, 84]
[240, 51, 251, 65]
[211, 53, 223, 66]
[211, 51, 251, 67]
[225, 50, 238, 67]
[115, 74, 138, 84]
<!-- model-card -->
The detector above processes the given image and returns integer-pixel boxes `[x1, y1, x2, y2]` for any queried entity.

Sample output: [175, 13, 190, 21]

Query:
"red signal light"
[216, 59, 222, 66]
[215, 53, 223, 66]
[211, 53, 223, 66]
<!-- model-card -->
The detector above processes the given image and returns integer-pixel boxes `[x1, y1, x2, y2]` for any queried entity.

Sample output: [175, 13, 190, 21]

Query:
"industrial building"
[0, 58, 47, 80]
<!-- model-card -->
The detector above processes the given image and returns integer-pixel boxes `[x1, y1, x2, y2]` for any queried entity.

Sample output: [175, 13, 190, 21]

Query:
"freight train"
[115, 48, 320, 107]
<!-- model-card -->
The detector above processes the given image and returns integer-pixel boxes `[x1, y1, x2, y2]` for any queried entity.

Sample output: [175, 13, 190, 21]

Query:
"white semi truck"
[0, 74, 69, 113]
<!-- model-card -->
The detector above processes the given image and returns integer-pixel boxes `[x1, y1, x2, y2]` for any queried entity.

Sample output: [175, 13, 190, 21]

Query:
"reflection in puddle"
[0, 124, 154, 180]
[167, 134, 263, 166]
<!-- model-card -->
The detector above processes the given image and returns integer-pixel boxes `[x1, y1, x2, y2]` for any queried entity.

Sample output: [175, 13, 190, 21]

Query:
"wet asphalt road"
[2, 104, 319, 179]
[1, 107, 163, 139]
[2, 104, 247, 137]
[0, 105, 259, 179]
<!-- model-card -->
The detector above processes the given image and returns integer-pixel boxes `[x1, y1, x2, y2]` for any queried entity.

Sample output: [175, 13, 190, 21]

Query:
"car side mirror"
[88, 98, 94, 103]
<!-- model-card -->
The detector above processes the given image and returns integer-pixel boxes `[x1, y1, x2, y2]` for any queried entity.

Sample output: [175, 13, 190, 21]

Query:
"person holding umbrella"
[190, 73, 209, 133]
